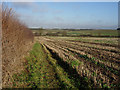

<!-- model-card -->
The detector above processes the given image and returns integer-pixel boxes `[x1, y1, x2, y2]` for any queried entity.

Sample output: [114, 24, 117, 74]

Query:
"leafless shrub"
[1, 2, 34, 87]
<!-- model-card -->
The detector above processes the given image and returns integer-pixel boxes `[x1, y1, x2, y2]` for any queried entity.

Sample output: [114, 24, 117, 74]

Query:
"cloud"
[10, 2, 64, 15]
[32, 4, 49, 13]
[10, 2, 49, 13]
[10, 2, 37, 9]
[54, 16, 64, 21]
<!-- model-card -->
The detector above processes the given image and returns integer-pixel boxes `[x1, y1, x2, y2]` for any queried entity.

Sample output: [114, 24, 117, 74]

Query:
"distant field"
[30, 29, 119, 37]
[67, 30, 118, 36]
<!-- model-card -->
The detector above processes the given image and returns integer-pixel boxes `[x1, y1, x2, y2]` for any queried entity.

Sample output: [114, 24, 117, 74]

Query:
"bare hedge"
[1, 3, 34, 88]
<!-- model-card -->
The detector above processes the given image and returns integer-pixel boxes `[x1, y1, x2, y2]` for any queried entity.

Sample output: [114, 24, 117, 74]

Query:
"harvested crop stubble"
[35, 36, 120, 88]
[45, 41, 117, 86]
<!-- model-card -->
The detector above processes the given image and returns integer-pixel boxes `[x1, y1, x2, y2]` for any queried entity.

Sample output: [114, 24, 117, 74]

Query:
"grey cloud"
[54, 16, 64, 21]
[10, 2, 65, 14]
[11, 2, 35, 9]
[11, 2, 50, 14]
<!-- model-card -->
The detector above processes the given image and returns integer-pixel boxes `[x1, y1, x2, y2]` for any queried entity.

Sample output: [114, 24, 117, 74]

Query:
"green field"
[67, 30, 118, 36]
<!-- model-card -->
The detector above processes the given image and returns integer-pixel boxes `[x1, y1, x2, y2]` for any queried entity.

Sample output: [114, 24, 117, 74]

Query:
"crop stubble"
[35, 36, 120, 88]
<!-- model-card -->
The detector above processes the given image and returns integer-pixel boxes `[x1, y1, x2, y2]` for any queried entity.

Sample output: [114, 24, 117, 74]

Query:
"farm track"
[35, 37, 120, 88]
[39, 43, 94, 88]
[38, 45, 60, 88]
[44, 45, 92, 88]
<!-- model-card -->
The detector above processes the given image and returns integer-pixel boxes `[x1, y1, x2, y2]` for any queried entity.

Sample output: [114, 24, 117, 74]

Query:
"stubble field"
[12, 36, 120, 88]
[34, 36, 120, 88]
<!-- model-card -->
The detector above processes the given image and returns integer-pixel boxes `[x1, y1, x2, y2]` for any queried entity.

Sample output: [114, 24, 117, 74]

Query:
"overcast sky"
[7, 2, 118, 29]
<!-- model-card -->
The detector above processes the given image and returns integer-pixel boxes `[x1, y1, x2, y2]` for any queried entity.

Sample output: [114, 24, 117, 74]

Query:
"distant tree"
[55, 32, 61, 36]
[117, 28, 120, 30]
[39, 27, 44, 35]
[39, 27, 43, 30]
[62, 31, 67, 36]
[98, 32, 101, 36]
